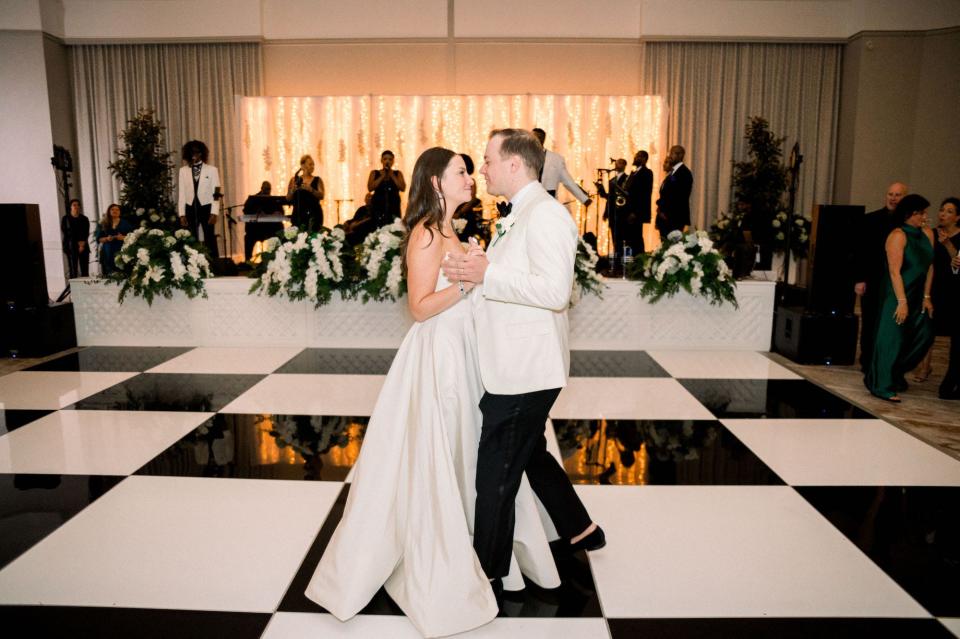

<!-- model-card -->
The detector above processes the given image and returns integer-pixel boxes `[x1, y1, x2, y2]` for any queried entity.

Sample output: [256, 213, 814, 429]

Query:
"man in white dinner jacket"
[442, 129, 604, 596]
[178, 139, 221, 258]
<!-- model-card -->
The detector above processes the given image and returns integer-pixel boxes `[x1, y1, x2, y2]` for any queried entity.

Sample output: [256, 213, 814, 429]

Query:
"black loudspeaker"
[805, 204, 865, 315]
[0, 203, 50, 309]
[0, 302, 77, 358]
[773, 306, 858, 365]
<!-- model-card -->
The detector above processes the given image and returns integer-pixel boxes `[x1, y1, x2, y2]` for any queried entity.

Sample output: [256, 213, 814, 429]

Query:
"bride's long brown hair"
[400, 147, 455, 272]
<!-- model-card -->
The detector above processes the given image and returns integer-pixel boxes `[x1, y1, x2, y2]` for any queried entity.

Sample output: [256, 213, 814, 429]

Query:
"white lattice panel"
[71, 278, 775, 351]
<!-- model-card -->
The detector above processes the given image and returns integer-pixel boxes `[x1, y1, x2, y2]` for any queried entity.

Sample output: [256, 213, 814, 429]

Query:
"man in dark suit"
[624, 150, 653, 255]
[655, 145, 693, 236]
[596, 158, 629, 258]
[854, 181, 908, 372]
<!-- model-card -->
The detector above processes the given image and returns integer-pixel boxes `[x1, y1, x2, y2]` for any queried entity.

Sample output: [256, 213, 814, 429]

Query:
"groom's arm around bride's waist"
[483, 201, 578, 312]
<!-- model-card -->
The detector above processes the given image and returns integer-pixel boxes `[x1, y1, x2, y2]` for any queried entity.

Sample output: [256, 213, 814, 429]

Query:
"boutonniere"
[491, 215, 518, 247]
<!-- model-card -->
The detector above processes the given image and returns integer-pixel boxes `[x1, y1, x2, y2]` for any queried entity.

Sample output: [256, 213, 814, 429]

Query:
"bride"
[305, 148, 560, 637]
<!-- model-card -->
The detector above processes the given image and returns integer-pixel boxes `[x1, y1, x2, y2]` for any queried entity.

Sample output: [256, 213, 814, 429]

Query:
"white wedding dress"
[305, 273, 560, 638]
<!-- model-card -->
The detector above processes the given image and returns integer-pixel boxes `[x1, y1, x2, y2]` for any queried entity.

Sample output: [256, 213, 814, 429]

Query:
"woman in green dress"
[865, 194, 936, 402]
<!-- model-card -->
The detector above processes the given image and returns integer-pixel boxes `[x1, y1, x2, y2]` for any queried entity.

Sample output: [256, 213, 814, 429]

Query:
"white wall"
[48, 0, 960, 41]
[0, 30, 66, 297]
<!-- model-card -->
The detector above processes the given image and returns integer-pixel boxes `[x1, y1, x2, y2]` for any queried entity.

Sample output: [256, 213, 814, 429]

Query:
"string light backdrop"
[239, 95, 666, 254]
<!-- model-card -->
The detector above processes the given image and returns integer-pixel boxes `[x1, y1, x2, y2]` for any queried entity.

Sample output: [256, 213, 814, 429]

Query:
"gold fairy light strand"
[276, 97, 287, 191]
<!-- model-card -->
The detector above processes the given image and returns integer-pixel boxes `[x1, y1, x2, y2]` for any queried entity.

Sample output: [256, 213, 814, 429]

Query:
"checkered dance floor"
[1, 346, 958, 637]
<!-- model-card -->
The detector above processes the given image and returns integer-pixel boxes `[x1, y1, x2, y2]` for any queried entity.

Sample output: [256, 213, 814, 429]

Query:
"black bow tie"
[496, 201, 512, 217]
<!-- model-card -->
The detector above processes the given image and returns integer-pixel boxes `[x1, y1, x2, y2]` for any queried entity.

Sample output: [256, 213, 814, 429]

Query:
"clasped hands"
[441, 239, 488, 285]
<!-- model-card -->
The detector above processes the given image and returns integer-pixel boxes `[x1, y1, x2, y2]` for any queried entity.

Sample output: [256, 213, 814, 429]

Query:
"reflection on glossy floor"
[0, 346, 959, 638]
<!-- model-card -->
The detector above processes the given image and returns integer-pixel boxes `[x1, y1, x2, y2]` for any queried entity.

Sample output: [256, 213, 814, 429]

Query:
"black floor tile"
[797, 486, 960, 618]
[0, 409, 54, 434]
[277, 484, 602, 618]
[553, 419, 783, 485]
[0, 474, 125, 569]
[678, 379, 873, 419]
[136, 413, 368, 481]
[0, 606, 271, 639]
[275, 348, 397, 374]
[607, 617, 954, 638]
[25, 347, 193, 372]
[67, 373, 265, 412]
[569, 351, 669, 377]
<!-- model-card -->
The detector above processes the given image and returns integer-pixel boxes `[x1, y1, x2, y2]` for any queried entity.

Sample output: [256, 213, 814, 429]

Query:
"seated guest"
[287, 154, 325, 232]
[367, 150, 406, 228]
[864, 194, 936, 402]
[96, 203, 133, 277]
[257, 181, 271, 196]
[61, 198, 90, 278]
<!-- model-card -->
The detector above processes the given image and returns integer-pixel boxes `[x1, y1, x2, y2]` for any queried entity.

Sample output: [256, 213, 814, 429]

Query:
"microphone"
[294, 167, 303, 187]
[609, 157, 617, 164]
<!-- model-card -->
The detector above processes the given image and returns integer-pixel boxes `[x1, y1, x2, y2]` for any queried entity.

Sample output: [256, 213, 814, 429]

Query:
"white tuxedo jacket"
[177, 163, 221, 217]
[541, 150, 590, 204]
[472, 181, 578, 395]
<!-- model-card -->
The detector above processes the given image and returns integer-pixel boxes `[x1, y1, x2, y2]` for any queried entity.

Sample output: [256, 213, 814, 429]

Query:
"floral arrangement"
[248, 226, 347, 307]
[572, 237, 605, 304]
[357, 218, 407, 302]
[108, 226, 211, 304]
[708, 209, 745, 256]
[770, 210, 811, 258]
[629, 229, 737, 307]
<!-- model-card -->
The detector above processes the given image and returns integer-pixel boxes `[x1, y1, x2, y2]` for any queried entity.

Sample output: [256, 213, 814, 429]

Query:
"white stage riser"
[71, 279, 775, 351]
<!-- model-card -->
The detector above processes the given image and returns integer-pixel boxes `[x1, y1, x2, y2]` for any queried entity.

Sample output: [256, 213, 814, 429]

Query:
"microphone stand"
[220, 203, 243, 263]
[781, 142, 802, 290]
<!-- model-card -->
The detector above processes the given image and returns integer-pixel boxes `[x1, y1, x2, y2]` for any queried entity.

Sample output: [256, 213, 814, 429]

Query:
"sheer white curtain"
[641, 41, 842, 229]
[71, 42, 262, 257]
[240, 94, 666, 253]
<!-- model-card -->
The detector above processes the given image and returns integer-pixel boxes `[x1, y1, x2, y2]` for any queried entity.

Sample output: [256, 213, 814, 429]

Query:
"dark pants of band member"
[64, 246, 89, 278]
[185, 203, 219, 259]
[473, 388, 592, 579]
[859, 289, 881, 371]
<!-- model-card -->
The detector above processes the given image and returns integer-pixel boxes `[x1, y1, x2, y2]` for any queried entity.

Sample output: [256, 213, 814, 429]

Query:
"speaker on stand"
[0, 203, 77, 357]
[773, 203, 865, 365]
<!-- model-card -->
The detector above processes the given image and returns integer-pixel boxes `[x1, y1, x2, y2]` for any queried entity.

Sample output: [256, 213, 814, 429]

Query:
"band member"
[178, 140, 221, 257]
[287, 154, 325, 232]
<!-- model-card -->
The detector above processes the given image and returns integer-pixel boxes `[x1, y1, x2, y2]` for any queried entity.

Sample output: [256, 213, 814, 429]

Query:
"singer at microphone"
[286, 154, 325, 232]
[177, 139, 221, 258]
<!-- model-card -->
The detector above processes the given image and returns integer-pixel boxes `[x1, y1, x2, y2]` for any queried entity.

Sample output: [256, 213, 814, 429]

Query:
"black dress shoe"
[568, 525, 606, 553]
[490, 577, 504, 608]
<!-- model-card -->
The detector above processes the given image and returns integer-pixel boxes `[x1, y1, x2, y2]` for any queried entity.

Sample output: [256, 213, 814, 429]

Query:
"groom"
[442, 129, 604, 590]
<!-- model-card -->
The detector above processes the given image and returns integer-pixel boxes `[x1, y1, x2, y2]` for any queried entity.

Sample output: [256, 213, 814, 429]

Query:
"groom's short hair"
[490, 128, 544, 180]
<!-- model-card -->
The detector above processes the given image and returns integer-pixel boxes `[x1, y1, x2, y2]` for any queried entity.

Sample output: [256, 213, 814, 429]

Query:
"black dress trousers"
[473, 388, 592, 579]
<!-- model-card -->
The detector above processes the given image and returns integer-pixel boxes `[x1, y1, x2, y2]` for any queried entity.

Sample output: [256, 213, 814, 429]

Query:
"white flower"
[148, 229, 163, 236]
[690, 277, 702, 292]
[169, 253, 187, 281]
[136, 208, 145, 216]
[150, 214, 160, 222]
[163, 236, 176, 248]
[330, 227, 346, 241]
[667, 230, 683, 241]
[263, 237, 280, 252]
[795, 218, 806, 226]
[137, 248, 150, 265]
[453, 218, 467, 233]
[284, 226, 299, 240]
[175, 229, 191, 239]
[776, 232, 785, 240]
[122, 253, 133, 264]
[772, 220, 781, 228]
[145, 264, 165, 283]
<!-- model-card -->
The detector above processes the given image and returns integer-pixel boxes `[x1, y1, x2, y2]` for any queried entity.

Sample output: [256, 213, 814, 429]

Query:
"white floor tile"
[147, 347, 303, 375]
[941, 618, 960, 637]
[578, 484, 928, 618]
[0, 476, 342, 612]
[262, 612, 609, 639]
[0, 372, 138, 409]
[551, 378, 713, 420]
[221, 374, 384, 416]
[0, 410, 212, 475]
[647, 350, 801, 379]
[723, 419, 960, 486]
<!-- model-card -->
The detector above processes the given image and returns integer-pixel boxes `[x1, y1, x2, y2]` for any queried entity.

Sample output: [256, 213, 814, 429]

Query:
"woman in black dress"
[932, 197, 960, 399]
[287, 154, 325, 232]
[367, 150, 406, 229]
